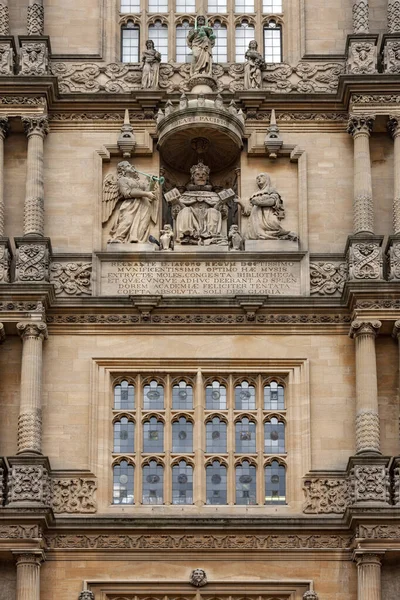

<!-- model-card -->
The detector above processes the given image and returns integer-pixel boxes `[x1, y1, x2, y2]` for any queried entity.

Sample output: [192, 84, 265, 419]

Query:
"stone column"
[16, 322, 48, 454]
[386, 117, 400, 278]
[0, 117, 11, 283]
[347, 1, 378, 74]
[15, 553, 43, 600]
[356, 553, 383, 600]
[382, 1, 400, 72]
[15, 116, 51, 283]
[349, 320, 381, 454]
[19, 0, 50, 76]
[353, 0, 369, 33]
[27, 0, 44, 36]
[0, 1, 10, 35]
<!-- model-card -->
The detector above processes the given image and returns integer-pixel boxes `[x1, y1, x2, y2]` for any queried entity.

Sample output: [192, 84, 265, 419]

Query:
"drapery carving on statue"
[244, 40, 265, 90]
[102, 161, 159, 244]
[141, 40, 161, 89]
[187, 16, 215, 78]
[236, 173, 298, 241]
[165, 161, 233, 246]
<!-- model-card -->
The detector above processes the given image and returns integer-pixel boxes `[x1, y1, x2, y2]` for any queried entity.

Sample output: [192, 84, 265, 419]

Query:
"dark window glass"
[172, 417, 193, 453]
[113, 417, 134, 453]
[142, 460, 164, 504]
[172, 380, 193, 410]
[235, 381, 256, 410]
[264, 417, 285, 453]
[265, 460, 286, 504]
[206, 460, 227, 505]
[143, 380, 164, 410]
[264, 380, 285, 410]
[206, 417, 227, 453]
[143, 417, 164, 452]
[113, 460, 134, 504]
[172, 460, 193, 504]
[206, 381, 227, 410]
[235, 417, 256, 453]
[236, 460, 257, 505]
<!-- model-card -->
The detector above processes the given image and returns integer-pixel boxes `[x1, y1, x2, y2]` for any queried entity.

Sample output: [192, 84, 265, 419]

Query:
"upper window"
[208, 0, 227, 12]
[176, 20, 191, 63]
[148, 21, 168, 62]
[235, 21, 255, 62]
[264, 380, 285, 410]
[212, 20, 227, 62]
[264, 20, 282, 63]
[114, 380, 134, 410]
[235, 0, 254, 12]
[262, 0, 282, 11]
[113, 460, 134, 504]
[121, 21, 140, 63]
[172, 380, 193, 409]
[121, 0, 140, 12]
[172, 460, 193, 504]
[148, 0, 168, 11]
[235, 381, 256, 410]
[143, 379, 164, 410]
[206, 380, 227, 410]
[142, 461, 164, 504]
[176, 0, 195, 11]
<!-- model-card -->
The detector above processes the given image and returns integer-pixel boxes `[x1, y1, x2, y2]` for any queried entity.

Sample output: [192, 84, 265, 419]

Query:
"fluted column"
[350, 320, 381, 454]
[353, 0, 369, 32]
[21, 116, 48, 237]
[356, 553, 383, 600]
[15, 553, 43, 600]
[16, 322, 48, 454]
[0, 1, 9, 35]
[27, 0, 44, 36]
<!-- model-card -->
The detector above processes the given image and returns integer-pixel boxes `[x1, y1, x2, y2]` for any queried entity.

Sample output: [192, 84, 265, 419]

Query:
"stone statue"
[244, 40, 265, 89]
[187, 16, 215, 77]
[228, 225, 244, 251]
[190, 569, 207, 587]
[238, 173, 298, 241]
[165, 161, 234, 246]
[159, 224, 174, 250]
[141, 40, 161, 89]
[102, 161, 158, 244]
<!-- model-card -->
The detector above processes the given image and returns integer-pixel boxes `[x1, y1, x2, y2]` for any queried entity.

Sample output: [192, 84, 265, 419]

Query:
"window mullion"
[135, 374, 143, 505]
[164, 374, 172, 504]
[227, 374, 235, 505]
[256, 377, 264, 506]
[194, 369, 204, 505]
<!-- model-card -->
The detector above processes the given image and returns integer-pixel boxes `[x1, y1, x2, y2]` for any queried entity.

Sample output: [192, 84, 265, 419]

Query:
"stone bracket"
[18, 35, 51, 76]
[345, 33, 379, 75]
[14, 237, 52, 284]
[346, 235, 384, 281]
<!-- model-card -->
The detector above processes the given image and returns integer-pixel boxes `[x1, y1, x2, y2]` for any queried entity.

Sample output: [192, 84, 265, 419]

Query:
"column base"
[0, 36, 16, 75]
[347, 455, 391, 507]
[346, 235, 384, 281]
[381, 33, 400, 74]
[345, 34, 379, 74]
[0, 237, 11, 283]
[14, 237, 52, 284]
[6, 455, 51, 507]
[18, 35, 51, 76]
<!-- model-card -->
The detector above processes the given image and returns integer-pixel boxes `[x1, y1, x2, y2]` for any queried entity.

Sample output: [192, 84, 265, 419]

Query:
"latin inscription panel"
[101, 259, 301, 296]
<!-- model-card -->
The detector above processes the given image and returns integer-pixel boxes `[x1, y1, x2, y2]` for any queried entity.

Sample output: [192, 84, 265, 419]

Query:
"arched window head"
[113, 417, 134, 453]
[172, 460, 193, 504]
[235, 21, 255, 62]
[143, 416, 164, 452]
[121, 0, 140, 13]
[263, 20, 282, 63]
[143, 379, 164, 410]
[206, 416, 227, 453]
[235, 417, 256, 453]
[265, 460, 286, 504]
[121, 21, 140, 63]
[208, 0, 227, 13]
[235, 381, 256, 410]
[206, 460, 227, 505]
[236, 460, 256, 505]
[172, 416, 193, 452]
[176, 20, 192, 63]
[114, 379, 134, 410]
[264, 380, 285, 410]
[235, 0, 254, 13]
[264, 417, 285, 453]
[176, 0, 195, 12]
[142, 460, 164, 504]
[113, 460, 134, 504]
[148, 21, 168, 62]
[206, 380, 227, 410]
[172, 380, 193, 410]
[213, 20, 228, 63]
[262, 0, 282, 12]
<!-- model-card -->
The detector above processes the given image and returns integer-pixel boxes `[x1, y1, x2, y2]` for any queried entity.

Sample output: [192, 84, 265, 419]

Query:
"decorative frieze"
[0, 525, 41, 539]
[359, 524, 400, 538]
[50, 262, 92, 296]
[309, 262, 347, 295]
[0, 96, 46, 106]
[303, 477, 350, 513]
[51, 477, 97, 513]
[246, 112, 347, 122]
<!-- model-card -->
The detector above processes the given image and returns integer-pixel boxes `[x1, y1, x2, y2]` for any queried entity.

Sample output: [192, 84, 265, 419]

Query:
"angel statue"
[102, 161, 158, 244]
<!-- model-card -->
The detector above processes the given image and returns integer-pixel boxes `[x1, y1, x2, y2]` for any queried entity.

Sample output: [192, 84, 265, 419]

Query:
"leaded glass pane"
[113, 460, 134, 504]
[235, 417, 256, 453]
[172, 460, 193, 504]
[264, 417, 285, 453]
[172, 380, 193, 410]
[265, 460, 286, 504]
[121, 0, 140, 13]
[143, 417, 164, 452]
[148, 0, 168, 12]
[206, 417, 227, 453]
[206, 380, 227, 410]
[143, 379, 164, 410]
[148, 22, 168, 62]
[113, 417, 134, 453]
[235, 381, 256, 410]
[172, 417, 193, 452]
[213, 21, 227, 62]
[235, 0, 254, 12]
[114, 380, 135, 410]
[206, 460, 227, 504]
[264, 23, 282, 63]
[235, 23, 255, 62]
[208, 0, 227, 12]
[122, 26, 140, 63]
[236, 460, 257, 505]
[176, 0, 195, 11]
[176, 22, 191, 62]
[262, 0, 282, 12]
[142, 460, 164, 504]
[264, 380, 285, 410]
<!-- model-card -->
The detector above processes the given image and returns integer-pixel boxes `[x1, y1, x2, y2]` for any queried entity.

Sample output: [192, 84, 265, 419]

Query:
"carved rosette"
[348, 242, 383, 280]
[0, 3, 10, 36]
[303, 478, 350, 513]
[8, 464, 50, 505]
[15, 243, 50, 282]
[20, 40, 48, 76]
[78, 592, 95, 600]
[27, 2, 44, 36]
[0, 40, 14, 75]
[50, 262, 92, 296]
[346, 40, 377, 74]
[351, 464, 390, 504]
[51, 478, 97, 513]
[309, 262, 347, 295]
[353, 0, 369, 33]
[389, 0, 400, 33]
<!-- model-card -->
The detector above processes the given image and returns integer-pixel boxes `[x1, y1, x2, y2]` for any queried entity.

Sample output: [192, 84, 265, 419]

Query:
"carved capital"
[347, 113, 375, 136]
[0, 117, 9, 140]
[14, 552, 43, 567]
[21, 115, 49, 139]
[349, 320, 381, 339]
[78, 592, 95, 600]
[17, 321, 48, 341]
[388, 115, 400, 138]
[355, 552, 383, 567]
[0, 3, 10, 36]
[27, 1, 44, 36]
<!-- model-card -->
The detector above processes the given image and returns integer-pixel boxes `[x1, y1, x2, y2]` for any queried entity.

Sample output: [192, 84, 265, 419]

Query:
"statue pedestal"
[106, 243, 156, 252]
[245, 239, 299, 252]
[174, 244, 228, 253]
[186, 74, 218, 93]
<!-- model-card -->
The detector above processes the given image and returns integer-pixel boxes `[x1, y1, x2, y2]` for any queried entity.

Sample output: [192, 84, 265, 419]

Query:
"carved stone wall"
[309, 262, 347, 295]
[51, 477, 97, 513]
[303, 477, 350, 513]
[50, 261, 92, 296]
[7, 464, 50, 505]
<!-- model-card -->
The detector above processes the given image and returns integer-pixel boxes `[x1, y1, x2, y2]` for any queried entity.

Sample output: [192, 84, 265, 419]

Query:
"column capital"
[17, 321, 48, 341]
[354, 551, 384, 566]
[27, 0, 44, 36]
[0, 117, 9, 140]
[21, 115, 49, 139]
[349, 319, 381, 339]
[13, 551, 45, 567]
[388, 115, 400, 138]
[347, 113, 375, 137]
[78, 592, 95, 600]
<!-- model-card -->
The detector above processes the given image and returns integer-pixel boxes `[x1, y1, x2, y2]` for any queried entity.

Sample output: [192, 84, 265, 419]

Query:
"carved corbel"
[130, 295, 161, 321]
[117, 109, 136, 158]
[236, 297, 264, 322]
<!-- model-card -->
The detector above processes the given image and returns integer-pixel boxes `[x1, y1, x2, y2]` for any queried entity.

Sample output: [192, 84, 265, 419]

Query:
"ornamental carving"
[355, 410, 380, 454]
[347, 41, 377, 74]
[0, 3, 10, 35]
[0, 525, 42, 539]
[0, 96, 46, 106]
[347, 114, 375, 136]
[394, 466, 400, 504]
[51, 478, 97, 513]
[384, 40, 400, 73]
[303, 593, 319, 600]
[27, 2, 44, 36]
[303, 478, 350, 514]
[8, 465, 51, 505]
[0, 463, 5, 506]
[190, 569, 207, 587]
[17, 410, 42, 454]
[20, 41, 48, 76]
[15, 244, 50, 282]
[246, 112, 347, 122]
[17, 321, 48, 340]
[310, 262, 347, 295]
[348, 242, 382, 280]
[352, 0, 369, 33]
[352, 94, 400, 104]
[388, 0, 400, 33]
[351, 465, 390, 504]
[0, 42, 13, 76]
[359, 524, 400, 538]
[78, 593, 95, 600]
[50, 262, 92, 296]
[349, 320, 381, 339]
[21, 115, 49, 138]
[0, 242, 10, 283]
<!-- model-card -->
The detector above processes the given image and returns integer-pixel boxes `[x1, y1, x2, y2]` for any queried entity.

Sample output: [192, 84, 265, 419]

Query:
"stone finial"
[349, 320, 381, 339]
[0, 1, 10, 36]
[347, 113, 375, 137]
[264, 108, 283, 158]
[21, 115, 49, 139]
[165, 100, 174, 117]
[215, 94, 224, 109]
[27, 0, 44, 35]
[156, 109, 164, 124]
[117, 109, 136, 158]
[17, 322, 48, 341]
[228, 100, 238, 116]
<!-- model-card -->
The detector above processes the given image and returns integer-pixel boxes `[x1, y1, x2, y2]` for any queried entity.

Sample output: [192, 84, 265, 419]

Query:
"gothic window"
[235, 417, 256, 453]
[176, 0, 195, 11]
[264, 417, 285, 454]
[235, 21, 255, 62]
[142, 460, 164, 504]
[114, 379, 135, 410]
[235, 0, 254, 13]
[143, 379, 164, 410]
[172, 380, 193, 410]
[121, 0, 140, 12]
[235, 460, 256, 505]
[212, 20, 228, 62]
[176, 20, 191, 63]
[172, 416, 193, 453]
[206, 416, 227, 453]
[264, 380, 285, 410]
[208, 0, 227, 13]
[206, 380, 227, 410]
[121, 21, 140, 62]
[206, 460, 227, 504]
[172, 460, 193, 504]
[148, 0, 168, 12]
[265, 460, 286, 504]
[263, 20, 282, 63]
[262, 0, 282, 11]
[235, 381, 256, 410]
[143, 416, 164, 453]
[113, 417, 135, 453]
[113, 460, 134, 504]
[148, 21, 168, 62]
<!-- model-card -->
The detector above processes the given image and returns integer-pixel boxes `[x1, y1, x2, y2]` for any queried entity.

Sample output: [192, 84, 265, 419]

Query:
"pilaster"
[354, 552, 384, 600]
